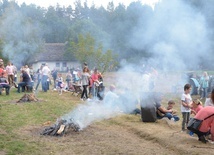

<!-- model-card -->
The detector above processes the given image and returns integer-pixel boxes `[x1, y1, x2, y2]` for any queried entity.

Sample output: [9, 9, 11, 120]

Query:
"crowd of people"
[142, 82, 214, 144]
[0, 59, 213, 145]
[33, 62, 104, 100]
[179, 83, 214, 144]
[0, 59, 105, 99]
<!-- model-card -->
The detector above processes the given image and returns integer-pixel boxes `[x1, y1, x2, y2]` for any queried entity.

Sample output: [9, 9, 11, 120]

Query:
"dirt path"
[17, 115, 214, 155]
[21, 124, 178, 155]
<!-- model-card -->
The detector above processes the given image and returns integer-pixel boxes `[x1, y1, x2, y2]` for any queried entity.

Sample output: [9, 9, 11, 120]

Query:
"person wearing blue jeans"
[157, 100, 180, 122]
[17, 70, 31, 93]
[161, 112, 180, 121]
[0, 77, 10, 95]
[41, 63, 50, 92]
[42, 75, 49, 92]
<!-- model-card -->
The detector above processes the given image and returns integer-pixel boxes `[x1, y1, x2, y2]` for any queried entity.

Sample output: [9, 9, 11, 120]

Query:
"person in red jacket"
[91, 68, 102, 99]
[194, 89, 214, 143]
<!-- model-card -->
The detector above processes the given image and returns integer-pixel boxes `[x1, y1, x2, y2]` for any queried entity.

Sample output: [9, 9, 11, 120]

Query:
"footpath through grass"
[0, 88, 79, 155]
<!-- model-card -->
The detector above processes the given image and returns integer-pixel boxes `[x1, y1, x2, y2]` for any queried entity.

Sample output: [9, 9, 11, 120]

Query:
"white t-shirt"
[204, 98, 214, 107]
[181, 93, 192, 112]
[42, 66, 50, 76]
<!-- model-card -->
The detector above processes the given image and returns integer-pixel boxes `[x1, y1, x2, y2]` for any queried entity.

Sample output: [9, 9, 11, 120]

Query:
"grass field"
[0, 73, 214, 155]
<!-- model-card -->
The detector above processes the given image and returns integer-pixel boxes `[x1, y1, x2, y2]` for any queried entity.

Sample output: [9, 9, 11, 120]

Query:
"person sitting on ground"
[0, 76, 10, 95]
[204, 92, 214, 107]
[103, 84, 119, 108]
[157, 100, 180, 121]
[191, 99, 203, 116]
[17, 70, 31, 93]
[192, 89, 214, 144]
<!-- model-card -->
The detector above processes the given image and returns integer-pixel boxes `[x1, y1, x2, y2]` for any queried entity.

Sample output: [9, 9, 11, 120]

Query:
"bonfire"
[41, 119, 80, 136]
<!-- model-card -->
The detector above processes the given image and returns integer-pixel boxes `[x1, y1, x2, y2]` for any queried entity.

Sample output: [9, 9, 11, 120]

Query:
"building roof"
[30, 43, 68, 63]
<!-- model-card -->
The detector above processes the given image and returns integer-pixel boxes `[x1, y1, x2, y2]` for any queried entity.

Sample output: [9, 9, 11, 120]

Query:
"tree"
[68, 33, 117, 73]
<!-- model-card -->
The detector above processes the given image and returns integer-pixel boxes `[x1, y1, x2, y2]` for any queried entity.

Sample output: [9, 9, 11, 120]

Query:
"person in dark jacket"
[0, 77, 10, 95]
[17, 70, 31, 93]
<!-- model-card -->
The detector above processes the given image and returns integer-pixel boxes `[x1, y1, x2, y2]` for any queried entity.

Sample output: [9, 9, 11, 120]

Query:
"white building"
[30, 43, 80, 72]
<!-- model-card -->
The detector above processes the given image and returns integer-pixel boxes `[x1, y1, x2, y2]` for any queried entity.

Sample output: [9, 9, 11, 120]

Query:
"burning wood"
[17, 93, 39, 103]
[41, 119, 80, 136]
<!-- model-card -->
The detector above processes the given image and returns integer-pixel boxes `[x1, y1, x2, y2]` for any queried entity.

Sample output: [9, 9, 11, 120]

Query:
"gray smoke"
[130, 0, 211, 70]
[58, 0, 212, 130]
[0, 4, 43, 67]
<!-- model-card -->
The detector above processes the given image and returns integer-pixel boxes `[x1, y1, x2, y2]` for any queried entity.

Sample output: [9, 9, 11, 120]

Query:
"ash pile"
[17, 93, 38, 103]
[41, 119, 80, 136]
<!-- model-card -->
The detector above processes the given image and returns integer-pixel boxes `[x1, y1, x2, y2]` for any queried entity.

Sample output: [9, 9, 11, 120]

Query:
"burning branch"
[41, 119, 80, 136]
[17, 93, 38, 103]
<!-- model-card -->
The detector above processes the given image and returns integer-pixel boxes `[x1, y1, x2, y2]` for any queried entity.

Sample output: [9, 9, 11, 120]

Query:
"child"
[204, 92, 214, 107]
[181, 84, 192, 131]
[166, 100, 180, 121]
[56, 73, 64, 95]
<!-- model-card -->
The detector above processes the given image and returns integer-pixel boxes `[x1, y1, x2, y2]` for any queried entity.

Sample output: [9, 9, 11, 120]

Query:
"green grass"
[0, 87, 79, 155]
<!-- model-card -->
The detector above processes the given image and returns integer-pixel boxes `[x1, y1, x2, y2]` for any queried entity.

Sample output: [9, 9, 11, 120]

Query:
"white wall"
[32, 61, 81, 72]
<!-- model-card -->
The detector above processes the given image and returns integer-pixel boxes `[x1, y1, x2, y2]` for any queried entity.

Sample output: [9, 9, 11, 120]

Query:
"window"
[62, 62, 67, 67]
[56, 62, 60, 67]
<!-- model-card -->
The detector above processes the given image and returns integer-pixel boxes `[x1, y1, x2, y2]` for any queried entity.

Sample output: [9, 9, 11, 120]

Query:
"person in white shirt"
[41, 63, 50, 92]
[204, 92, 214, 107]
[181, 84, 193, 131]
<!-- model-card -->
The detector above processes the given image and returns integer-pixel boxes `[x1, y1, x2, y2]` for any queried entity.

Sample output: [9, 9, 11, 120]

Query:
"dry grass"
[0, 73, 213, 155]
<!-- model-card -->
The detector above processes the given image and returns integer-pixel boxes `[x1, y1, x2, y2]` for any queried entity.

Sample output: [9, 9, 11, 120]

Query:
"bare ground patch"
[14, 116, 209, 155]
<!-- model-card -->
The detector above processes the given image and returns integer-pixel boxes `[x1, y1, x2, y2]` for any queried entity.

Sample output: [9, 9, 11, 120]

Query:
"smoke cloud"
[55, 0, 214, 130]
[130, 0, 211, 70]
[0, 4, 43, 67]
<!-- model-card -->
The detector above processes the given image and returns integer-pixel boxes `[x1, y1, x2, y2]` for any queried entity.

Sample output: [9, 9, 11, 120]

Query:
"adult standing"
[91, 68, 102, 99]
[51, 68, 58, 89]
[200, 71, 209, 99]
[5, 62, 14, 87]
[80, 67, 90, 101]
[11, 63, 17, 82]
[0, 64, 5, 77]
[35, 65, 43, 90]
[41, 63, 50, 92]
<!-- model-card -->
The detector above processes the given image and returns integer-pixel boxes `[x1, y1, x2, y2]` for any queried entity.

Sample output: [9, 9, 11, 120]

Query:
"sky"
[16, 0, 160, 8]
